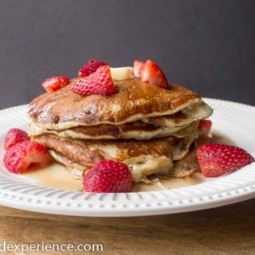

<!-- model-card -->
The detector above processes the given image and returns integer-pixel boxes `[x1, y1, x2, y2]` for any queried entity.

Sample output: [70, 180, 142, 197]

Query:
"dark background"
[0, 0, 254, 109]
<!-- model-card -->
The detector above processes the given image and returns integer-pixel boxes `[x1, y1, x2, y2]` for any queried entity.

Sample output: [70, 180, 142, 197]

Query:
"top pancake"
[28, 77, 203, 129]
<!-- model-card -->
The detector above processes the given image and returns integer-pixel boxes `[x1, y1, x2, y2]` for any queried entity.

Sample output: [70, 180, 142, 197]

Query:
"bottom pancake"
[33, 132, 199, 182]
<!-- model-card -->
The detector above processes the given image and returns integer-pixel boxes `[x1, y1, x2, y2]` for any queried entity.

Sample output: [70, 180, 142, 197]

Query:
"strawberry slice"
[133, 60, 145, 77]
[83, 160, 132, 192]
[198, 119, 212, 137]
[42, 76, 70, 93]
[141, 60, 168, 88]
[197, 143, 254, 177]
[4, 141, 52, 174]
[4, 128, 30, 150]
[71, 65, 116, 95]
[78, 59, 107, 77]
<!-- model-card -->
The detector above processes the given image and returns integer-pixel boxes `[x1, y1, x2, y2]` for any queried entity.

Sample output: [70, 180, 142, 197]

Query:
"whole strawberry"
[197, 143, 254, 177]
[4, 128, 30, 150]
[83, 160, 133, 192]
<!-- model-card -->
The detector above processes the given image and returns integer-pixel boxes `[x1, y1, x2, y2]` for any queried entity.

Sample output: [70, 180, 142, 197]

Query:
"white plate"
[0, 99, 254, 217]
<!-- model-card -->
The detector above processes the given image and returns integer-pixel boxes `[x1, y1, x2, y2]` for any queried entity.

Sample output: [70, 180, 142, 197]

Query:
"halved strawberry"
[42, 76, 70, 93]
[4, 128, 30, 150]
[133, 60, 145, 77]
[71, 65, 116, 95]
[78, 59, 107, 77]
[141, 60, 168, 88]
[4, 140, 52, 174]
[197, 143, 254, 177]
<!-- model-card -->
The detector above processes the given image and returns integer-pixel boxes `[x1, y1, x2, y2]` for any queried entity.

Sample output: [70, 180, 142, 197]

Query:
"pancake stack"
[28, 76, 212, 183]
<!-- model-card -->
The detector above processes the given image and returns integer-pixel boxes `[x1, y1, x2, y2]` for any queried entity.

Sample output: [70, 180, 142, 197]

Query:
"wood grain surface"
[0, 199, 254, 255]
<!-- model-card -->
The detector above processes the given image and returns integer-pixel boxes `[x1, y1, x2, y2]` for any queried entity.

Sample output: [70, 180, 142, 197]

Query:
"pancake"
[32, 132, 199, 182]
[28, 77, 212, 129]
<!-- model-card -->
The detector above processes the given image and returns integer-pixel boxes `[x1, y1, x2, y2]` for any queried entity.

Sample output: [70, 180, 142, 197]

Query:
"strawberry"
[78, 59, 107, 77]
[71, 65, 116, 95]
[83, 160, 132, 192]
[197, 143, 254, 177]
[133, 60, 145, 77]
[141, 60, 168, 88]
[198, 119, 212, 137]
[4, 128, 30, 150]
[42, 76, 70, 93]
[4, 141, 52, 174]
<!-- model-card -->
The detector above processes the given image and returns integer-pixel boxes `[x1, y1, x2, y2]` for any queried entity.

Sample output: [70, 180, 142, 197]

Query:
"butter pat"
[110, 67, 133, 80]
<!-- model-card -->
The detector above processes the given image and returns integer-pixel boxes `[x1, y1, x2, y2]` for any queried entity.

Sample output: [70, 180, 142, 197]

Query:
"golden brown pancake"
[28, 78, 210, 129]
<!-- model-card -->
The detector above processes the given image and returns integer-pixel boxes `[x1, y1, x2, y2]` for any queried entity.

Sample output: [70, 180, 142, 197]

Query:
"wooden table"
[0, 199, 254, 255]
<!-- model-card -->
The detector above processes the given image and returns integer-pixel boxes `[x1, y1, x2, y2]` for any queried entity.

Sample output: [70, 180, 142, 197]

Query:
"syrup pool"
[24, 164, 82, 191]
